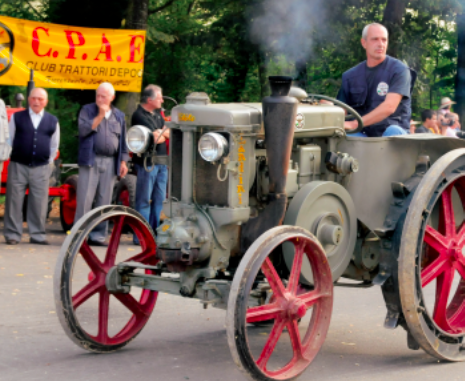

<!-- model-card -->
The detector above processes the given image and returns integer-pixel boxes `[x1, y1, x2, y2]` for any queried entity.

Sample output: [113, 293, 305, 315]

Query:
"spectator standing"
[0, 98, 11, 173]
[447, 112, 461, 130]
[439, 97, 455, 116]
[131, 85, 170, 244]
[409, 119, 420, 134]
[3, 88, 60, 245]
[442, 113, 459, 137]
[74, 82, 129, 245]
[415, 110, 438, 134]
[337, 23, 416, 137]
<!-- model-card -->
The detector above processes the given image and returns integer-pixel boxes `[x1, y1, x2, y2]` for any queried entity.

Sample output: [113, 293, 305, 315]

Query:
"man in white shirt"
[4, 88, 60, 245]
[0, 98, 11, 173]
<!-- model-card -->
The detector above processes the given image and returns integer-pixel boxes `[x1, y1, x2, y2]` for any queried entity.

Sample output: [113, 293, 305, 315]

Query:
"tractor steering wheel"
[306, 94, 364, 134]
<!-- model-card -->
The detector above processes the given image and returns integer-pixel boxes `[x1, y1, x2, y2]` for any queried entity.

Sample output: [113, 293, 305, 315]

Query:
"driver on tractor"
[337, 23, 416, 137]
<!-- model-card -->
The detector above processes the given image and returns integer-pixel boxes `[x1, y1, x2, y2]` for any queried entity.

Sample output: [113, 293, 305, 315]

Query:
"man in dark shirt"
[74, 82, 129, 245]
[337, 23, 415, 137]
[415, 110, 438, 134]
[131, 85, 170, 243]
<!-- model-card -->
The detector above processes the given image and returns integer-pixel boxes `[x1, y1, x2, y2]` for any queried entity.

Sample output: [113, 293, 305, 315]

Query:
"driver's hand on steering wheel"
[344, 120, 359, 131]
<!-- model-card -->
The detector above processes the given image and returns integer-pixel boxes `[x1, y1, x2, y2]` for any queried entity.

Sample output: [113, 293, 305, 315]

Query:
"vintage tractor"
[54, 76, 465, 381]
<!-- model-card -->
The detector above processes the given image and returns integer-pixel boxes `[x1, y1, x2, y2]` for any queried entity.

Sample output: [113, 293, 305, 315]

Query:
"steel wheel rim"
[55, 206, 158, 351]
[227, 226, 333, 381]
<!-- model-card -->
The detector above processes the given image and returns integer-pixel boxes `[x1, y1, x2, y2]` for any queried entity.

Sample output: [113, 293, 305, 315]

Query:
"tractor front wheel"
[54, 205, 158, 353]
[227, 226, 333, 381]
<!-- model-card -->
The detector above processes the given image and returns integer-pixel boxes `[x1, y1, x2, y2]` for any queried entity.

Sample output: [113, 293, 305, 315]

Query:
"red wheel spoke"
[421, 256, 450, 287]
[104, 215, 126, 267]
[80, 242, 105, 274]
[246, 304, 282, 324]
[128, 248, 156, 265]
[261, 258, 286, 299]
[288, 240, 305, 295]
[424, 225, 449, 255]
[440, 185, 456, 238]
[256, 319, 286, 371]
[454, 259, 465, 279]
[298, 290, 330, 309]
[447, 279, 465, 329]
[448, 301, 465, 328]
[433, 267, 455, 330]
[96, 291, 110, 343]
[72, 280, 102, 309]
[287, 320, 305, 361]
[114, 293, 151, 318]
[456, 222, 465, 248]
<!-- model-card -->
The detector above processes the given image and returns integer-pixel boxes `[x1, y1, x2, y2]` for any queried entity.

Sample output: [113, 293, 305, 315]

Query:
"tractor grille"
[170, 129, 229, 207]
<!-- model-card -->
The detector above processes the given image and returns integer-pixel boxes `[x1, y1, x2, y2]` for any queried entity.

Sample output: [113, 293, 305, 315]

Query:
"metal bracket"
[372, 271, 391, 286]
[199, 280, 231, 309]
[384, 311, 400, 330]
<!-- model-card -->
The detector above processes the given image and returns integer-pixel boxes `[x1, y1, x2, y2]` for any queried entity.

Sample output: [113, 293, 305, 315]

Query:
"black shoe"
[30, 238, 50, 245]
[87, 239, 108, 247]
[6, 239, 19, 245]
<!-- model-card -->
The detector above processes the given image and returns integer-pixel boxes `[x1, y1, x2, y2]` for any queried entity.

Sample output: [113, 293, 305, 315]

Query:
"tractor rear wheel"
[54, 205, 158, 353]
[399, 148, 465, 361]
[227, 226, 333, 381]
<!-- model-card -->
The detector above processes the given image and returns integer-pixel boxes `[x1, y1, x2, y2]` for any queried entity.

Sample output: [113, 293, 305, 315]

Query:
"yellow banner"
[0, 15, 146, 92]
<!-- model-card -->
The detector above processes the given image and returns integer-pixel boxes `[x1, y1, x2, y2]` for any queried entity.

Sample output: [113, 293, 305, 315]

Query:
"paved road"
[0, 217, 464, 381]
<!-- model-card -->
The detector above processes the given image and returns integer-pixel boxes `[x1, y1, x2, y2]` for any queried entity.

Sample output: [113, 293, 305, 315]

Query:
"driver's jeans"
[349, 125, 408, 137]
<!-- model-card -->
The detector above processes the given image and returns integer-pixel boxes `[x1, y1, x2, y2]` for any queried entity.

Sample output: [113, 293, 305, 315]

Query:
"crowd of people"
[0, 22, 463, 246]
[0, 82, 168, 246]
[410, 98, 462, 137]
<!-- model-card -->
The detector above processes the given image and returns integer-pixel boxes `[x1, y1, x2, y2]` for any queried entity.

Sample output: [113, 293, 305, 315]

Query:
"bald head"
[28, 88, 48, 114]
[361, 23, 388, 65]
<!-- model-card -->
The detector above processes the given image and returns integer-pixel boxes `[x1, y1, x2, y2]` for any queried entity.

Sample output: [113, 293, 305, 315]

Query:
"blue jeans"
[134, 164, 168, 243]
[349, 125, 408, 137]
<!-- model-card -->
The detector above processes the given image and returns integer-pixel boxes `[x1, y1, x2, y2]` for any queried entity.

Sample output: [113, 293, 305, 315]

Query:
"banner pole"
[27, 69, 35, 98]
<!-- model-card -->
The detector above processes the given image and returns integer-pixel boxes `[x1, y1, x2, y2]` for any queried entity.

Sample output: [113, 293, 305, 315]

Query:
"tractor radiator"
[170, 129, 229, 207]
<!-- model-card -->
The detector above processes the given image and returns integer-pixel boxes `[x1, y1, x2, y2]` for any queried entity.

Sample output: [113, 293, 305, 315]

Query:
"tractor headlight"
[198, 132, 229, 162]
[126, 125, 152, 154]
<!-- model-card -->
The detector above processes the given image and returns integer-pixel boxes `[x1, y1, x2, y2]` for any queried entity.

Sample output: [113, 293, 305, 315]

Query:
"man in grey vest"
[74, 82, 129, 245]
[4, 88, 60, 245]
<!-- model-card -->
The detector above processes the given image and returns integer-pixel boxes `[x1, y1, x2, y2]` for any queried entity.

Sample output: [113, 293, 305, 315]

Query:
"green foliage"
[0, 0, 462, 165]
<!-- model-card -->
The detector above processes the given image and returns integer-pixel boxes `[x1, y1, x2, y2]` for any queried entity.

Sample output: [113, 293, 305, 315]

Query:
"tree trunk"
[295, 58, 308, 91]
[257, 49, 269, 98]
[115, 0, 149, 123]
[382, 0, 408, 58]
[454, 8, 465, 130]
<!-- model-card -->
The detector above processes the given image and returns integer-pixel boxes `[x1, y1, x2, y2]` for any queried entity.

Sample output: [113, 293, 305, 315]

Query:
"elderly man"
[4, 88, 60, 245]
[74, 82, 129, 245]
[338, 23, 416, 137]
[131, 85, 170, 243]
[0, 98, 11, 173]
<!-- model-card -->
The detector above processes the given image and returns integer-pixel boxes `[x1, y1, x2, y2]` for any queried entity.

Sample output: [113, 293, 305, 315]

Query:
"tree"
[454, 1, 465, 128]
[382, 0, 409, 58]
[115, 0, 150, 121]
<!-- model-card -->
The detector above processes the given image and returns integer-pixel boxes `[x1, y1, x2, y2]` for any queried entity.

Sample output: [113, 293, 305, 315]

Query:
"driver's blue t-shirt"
[337, 56, 413, 136]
